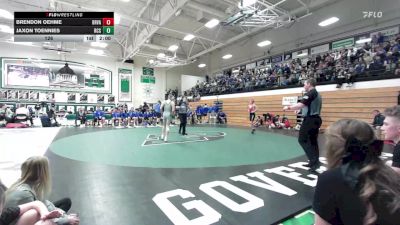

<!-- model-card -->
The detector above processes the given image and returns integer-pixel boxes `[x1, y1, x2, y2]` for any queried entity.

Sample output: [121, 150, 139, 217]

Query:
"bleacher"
[190, 86, 400, 130]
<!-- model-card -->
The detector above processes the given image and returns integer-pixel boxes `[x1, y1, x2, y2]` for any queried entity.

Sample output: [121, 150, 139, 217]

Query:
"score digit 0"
[102, 26, 114, 35]
[102, 18, 114, 26]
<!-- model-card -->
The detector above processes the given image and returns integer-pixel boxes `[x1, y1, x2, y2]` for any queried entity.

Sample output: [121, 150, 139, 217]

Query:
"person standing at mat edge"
[161, 94, 175, 142]
[283, 78, 322, 172]
[248, 99, 257, 134]
[178, 96, 189, 135]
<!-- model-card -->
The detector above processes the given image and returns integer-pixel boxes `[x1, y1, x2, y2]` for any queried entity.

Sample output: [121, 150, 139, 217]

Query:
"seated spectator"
[271, 115, 282, 128]
[335, 68, 346, 88]
[0, 181, 62, 225]
[254, 116, 264, 127]
[5, 107, 14, 123]
[217, 111, 227, 124]
[111, 108, 121, 126]
[282, 117, 291, 129]
[263, 113, 274, 128]
[34, 104, 41, 118]
[46, 105, 57, 125]
[93, 107, 105, 127]
[15, 104, 33, 126]
[313, 119, 400, 225]
[75, 108, 86, 127]
[209, 109, 217, 124]
[4, 156, 79, 225]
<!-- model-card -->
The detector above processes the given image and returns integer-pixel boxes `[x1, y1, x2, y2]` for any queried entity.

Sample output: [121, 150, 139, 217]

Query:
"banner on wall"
[282, 96, 299, 106]
[79, 93, 88, 103]
[245, 62, 256, 70]
[0, 90, 7, 100]
[29, 91, 39, 101]
[370, 26, 399, 38]
[256, 59, 265, 67]
[67, 93, 76, 103]
[332, 37, 354, 50]
[271, 55, 283, 63]
[292, 49, 308, 59]
[107, 95, 115, 104]
[97, 94, 105, 103]
[46, 92, 55, 101]
[39, 92, 47, 102]
[142, 67, 154, 76]
[311, 44, 329, 55]
[2, 58, 112, 93]
[284, 53, 292, 61]
[141, 75, 155, 84]
[88, 94, 97, 104]
[19, 90, 29, 101]
[118, 68, 132, 102]
[55, 92, 68, 103]
[7, 90, 18, 100]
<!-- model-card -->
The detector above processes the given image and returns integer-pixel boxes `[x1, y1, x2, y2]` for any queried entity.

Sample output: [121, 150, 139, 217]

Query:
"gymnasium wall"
[190, 78, 400, 129]
[0, 42, 169, 106]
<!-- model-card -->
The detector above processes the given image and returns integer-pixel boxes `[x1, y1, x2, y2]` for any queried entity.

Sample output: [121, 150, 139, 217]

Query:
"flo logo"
[142, 132, 226, 146]
[363, 11, 383, 18]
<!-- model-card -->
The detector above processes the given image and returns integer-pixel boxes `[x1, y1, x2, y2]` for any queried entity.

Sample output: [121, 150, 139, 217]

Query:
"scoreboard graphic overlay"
[14, 12, 114, 42]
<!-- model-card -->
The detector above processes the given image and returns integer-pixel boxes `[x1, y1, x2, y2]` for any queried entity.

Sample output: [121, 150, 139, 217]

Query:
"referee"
[283, 78, 322, 172]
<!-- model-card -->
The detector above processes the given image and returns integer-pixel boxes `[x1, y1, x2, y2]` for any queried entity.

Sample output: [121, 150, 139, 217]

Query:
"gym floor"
[0, 125, 393, 225]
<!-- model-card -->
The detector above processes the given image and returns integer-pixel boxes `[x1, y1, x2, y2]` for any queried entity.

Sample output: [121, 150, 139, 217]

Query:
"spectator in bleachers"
[186, 34, 399, 97]
[313, 119, 400, 225]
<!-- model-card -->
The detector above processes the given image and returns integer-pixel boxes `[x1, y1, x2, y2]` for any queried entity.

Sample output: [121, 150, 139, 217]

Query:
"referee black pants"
[179, 114, 187, 134]
[298, 116, 322, 167]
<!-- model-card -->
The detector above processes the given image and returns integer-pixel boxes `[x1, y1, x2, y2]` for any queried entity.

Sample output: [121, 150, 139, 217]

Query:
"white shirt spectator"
[16, 107, 29, 116]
